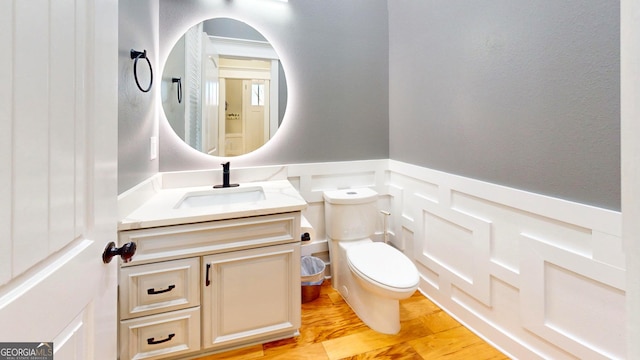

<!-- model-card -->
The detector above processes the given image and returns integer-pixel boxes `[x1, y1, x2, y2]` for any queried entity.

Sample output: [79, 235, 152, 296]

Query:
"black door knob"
[102, 242, 137, 263]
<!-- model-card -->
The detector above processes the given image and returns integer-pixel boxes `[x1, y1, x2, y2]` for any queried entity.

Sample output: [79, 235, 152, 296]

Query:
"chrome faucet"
[214, 162, 239, 188]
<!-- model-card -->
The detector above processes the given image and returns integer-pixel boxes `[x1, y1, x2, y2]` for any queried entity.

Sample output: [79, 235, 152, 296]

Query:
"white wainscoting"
[388, 160, 624, 359]
[287, 159, 624, 359]
[123, 159, 625, 358]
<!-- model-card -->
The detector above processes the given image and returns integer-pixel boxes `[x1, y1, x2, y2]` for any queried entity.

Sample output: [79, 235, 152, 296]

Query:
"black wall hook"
[130, 49, 153, 93]
[130, 49, 147, 59]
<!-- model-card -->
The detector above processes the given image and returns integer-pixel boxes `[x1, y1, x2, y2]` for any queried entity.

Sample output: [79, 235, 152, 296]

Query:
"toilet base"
[329, 239, 417, 335]
[340, 282, 402, 334]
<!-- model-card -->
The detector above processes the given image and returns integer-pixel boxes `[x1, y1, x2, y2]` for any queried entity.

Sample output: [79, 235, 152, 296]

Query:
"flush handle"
[102, 241, 137, 264]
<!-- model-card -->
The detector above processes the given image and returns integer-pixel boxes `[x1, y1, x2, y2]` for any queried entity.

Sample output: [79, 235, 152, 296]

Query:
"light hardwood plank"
[263, 343, 329, 360]
[195, 344, 264, 360]
[339, 342, 423, 360]
[420, 309, 463, 333]
[322, 316, 434, 360]
[409, 326, 509, 360]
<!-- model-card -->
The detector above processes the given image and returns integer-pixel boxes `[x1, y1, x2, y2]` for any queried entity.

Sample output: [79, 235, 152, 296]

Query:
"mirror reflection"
[162, 18, 287, 156]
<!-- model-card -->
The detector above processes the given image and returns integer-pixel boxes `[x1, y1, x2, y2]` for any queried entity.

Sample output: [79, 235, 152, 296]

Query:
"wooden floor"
[195, 280, 508, 360]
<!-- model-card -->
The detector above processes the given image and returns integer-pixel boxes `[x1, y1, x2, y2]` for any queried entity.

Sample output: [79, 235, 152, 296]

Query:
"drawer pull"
[146, 285, 175, 295]
[205, 263, 211, 286]
[147, 333, 175, 345]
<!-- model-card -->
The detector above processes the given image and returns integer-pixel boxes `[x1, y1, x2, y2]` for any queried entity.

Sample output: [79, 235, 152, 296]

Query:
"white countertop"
[118, 180, 307, 231]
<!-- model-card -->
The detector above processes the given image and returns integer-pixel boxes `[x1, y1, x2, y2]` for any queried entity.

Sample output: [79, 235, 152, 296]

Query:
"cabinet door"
[202, 243, 301, 349]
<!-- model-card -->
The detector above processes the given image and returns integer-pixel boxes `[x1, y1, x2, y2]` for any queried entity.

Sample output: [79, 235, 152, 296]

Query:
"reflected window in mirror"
[252, 82, 265, 106]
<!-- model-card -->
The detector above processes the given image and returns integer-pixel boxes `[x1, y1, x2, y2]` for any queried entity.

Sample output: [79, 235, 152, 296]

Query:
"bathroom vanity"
[116, 180, 307, 360]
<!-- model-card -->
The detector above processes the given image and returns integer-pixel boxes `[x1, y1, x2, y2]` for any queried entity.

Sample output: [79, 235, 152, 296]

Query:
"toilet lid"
[347, 242, 419, 289]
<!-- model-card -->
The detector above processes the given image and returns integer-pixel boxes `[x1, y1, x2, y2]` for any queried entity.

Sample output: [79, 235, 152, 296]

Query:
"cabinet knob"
[102, 241, 137, 263]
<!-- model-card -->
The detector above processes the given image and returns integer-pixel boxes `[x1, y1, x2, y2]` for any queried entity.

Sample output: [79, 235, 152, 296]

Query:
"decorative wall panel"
[414, 195, 492, 305]
[521, 234, 625, 359]
[387, 160, 624, 359]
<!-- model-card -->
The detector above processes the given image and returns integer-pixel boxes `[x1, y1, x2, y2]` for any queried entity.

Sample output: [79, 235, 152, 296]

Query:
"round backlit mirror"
[162, 18, 287, 156]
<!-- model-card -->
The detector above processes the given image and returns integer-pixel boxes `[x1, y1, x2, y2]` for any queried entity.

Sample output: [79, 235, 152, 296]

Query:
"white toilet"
[324, 188, 420, 334]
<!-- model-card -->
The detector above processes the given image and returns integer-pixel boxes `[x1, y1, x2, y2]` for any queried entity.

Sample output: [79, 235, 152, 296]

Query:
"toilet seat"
[346, 242, 419, 290]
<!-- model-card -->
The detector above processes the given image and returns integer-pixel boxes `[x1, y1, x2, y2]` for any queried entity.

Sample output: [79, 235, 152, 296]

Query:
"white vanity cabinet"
[117, 212, 302, 360]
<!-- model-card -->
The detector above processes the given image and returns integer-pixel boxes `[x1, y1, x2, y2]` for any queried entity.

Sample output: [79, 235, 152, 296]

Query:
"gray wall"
[156, 0, 390, 172]
[118, 0, 159, 193]
[388, 0, 620, 210]
[118, 1, 621, 211]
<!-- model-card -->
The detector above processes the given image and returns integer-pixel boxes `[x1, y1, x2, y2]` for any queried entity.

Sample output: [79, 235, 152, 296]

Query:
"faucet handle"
[221, 162, 230, 172]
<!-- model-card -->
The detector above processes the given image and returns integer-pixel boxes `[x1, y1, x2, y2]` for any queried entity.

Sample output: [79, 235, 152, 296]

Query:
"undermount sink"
[174, 186, 266, 209]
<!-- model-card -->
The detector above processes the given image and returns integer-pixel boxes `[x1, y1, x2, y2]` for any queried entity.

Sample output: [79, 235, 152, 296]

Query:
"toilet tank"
[323, 188, 378, 241]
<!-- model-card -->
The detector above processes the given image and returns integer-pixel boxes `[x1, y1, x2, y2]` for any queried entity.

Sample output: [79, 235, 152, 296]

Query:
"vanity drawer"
[119, 258, 200, 320]
[120, 307, 200, 360]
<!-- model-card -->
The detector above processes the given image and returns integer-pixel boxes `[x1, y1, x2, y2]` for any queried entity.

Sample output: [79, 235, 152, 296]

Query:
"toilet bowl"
[324, 188, 420, 334]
